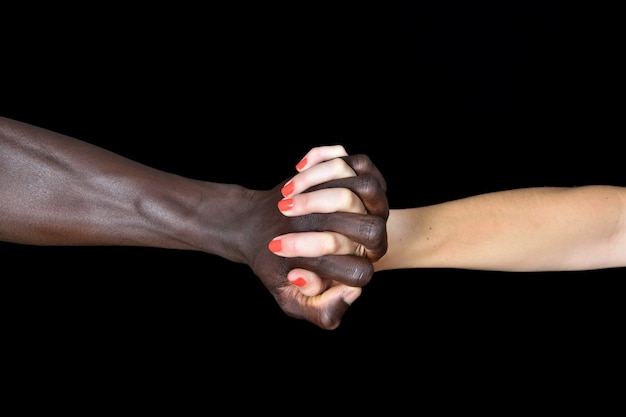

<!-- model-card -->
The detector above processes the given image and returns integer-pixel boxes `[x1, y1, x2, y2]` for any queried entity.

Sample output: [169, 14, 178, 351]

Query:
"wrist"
[168, 180, 253, 263]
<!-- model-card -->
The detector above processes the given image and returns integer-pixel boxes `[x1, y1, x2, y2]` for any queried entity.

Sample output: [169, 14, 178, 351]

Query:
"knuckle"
[327, 233, 342, 252]
[360, 215, 387, 247]
[352, 262, 374, 287]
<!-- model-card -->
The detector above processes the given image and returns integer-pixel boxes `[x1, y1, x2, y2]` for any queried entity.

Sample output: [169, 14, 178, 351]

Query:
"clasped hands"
[241, 145, 388, 330]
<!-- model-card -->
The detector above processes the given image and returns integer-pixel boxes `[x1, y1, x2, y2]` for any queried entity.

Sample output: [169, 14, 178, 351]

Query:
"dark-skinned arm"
[0, 116, 387, 329]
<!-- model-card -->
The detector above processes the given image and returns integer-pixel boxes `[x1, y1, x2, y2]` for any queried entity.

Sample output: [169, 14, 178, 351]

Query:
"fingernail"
[290, 277, 306, 287]
[277, 198, 294, 211]
[268, 239, 282, 252]
[296, 157, 307, 171]
[342, 288, 361, 305]
[281, 181, 294, 197]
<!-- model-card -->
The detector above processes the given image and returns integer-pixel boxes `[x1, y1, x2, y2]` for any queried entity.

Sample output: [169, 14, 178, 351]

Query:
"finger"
[290, 254, 374, 288]
[270, 212, 386, 262]
[299, 154, 387, 219]
[294, 212, 388, 262]
[342, 154, 387, 192]
[269, 231, 366, 258]
[294, 145, 348, 172]
[287, 268, 333, 297]
[278, 187, 366, 217]
[280, 283, 362, 330]
[288, 268, 362, 300]
[302, 284, 362, 330]
[306, 174, 389, 220]
[282, 158, 356, 198]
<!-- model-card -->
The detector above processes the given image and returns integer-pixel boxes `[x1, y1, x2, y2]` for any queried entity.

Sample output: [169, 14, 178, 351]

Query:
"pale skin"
[275, 146, 626, 296]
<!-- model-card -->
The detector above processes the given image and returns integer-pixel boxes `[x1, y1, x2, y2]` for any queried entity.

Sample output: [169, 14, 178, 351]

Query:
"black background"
[2, 1, 623, 390]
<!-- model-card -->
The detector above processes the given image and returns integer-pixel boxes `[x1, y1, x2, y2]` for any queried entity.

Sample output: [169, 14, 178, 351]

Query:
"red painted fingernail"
[291, 277, 306, 287]
[268, 239, 282, 252]
[281, 181, 294, 197]
[296, 157, 307, 170]
[277, 198, 294, 211]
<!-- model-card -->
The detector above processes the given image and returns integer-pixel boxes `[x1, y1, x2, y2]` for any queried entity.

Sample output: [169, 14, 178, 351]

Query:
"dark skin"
[0, 116, 387, 330]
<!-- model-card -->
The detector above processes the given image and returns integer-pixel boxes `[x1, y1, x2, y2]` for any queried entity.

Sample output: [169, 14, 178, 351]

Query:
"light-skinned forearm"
[375, 186, 626, 272]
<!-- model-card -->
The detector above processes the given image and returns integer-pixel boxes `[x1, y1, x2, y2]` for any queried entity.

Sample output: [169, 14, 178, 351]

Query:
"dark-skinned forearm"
[0, 116, 250, 261]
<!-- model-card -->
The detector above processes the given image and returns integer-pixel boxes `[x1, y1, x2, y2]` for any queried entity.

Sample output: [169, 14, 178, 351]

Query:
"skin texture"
[375, 186, 626, 272]
[0, 116, 388, 330]
[279, 149, 625, 295]
[274, 145, 389, 296]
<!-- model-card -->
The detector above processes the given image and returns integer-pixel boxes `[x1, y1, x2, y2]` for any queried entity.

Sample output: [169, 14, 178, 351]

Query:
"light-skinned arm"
[376, 185, 625, 272]
[277, 148, 625, 280]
